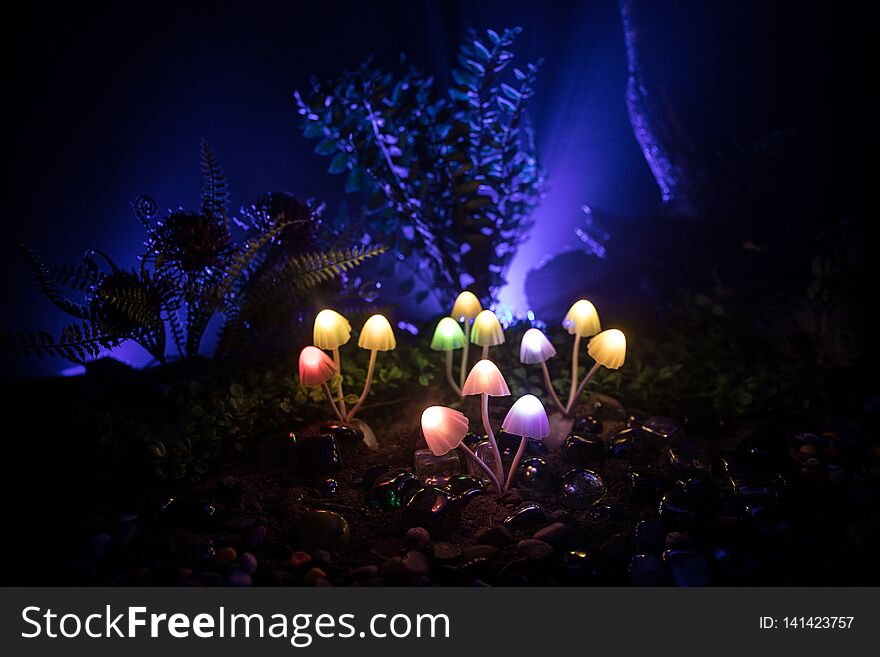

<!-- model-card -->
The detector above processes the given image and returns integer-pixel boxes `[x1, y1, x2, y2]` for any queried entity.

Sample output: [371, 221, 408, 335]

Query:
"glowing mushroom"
[452, 291, 483, 388]
[313, 309, 352, 416]
[501, 394, 550, 491]
[462, 359, 510, 484]
[431, 317, 466, 396]
[298, 346, 344, 422]
[347, 314, 396, 420]
[570, 328, 627, 410]
[519, 328, 566, 414]
[562, 299, 601, 412]
[470, 309, 505, 360]
[421, 406, 502, 494]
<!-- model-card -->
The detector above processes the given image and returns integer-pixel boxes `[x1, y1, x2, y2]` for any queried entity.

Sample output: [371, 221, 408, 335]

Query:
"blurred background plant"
[296, 26, 545, 310]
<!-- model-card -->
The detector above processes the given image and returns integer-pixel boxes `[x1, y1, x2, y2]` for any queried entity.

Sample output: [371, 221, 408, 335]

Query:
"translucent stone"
[642, 416, 682, 440]
[560, 469, 607, 510]
[413, 448, 461, 486]
[667, 443, 711, 472]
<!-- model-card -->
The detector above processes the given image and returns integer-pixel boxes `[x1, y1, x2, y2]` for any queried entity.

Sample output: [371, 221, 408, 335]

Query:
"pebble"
[290, 551, 312, 568]
[348, 565, 379, 580]
[402, 487, 461, 537]
[560, 468, 607, 510]
[502, 502, 549, 532]
[572, 415, 603, 434]
[641, 416, 682, 440]
[665, 532, 695, 551]
[563, 433, 606, 467]
[295, 433, 342, 475]
[432, 542, 463, 561]
[298, 510, 350, 553]
[238, 552, 258, 575]
[517, 539, 555, 561]
[461, 544, 499, 561]
[228, 571, 252, 587]
[369, 470, 421, 509]
[627, 554, 667, 586]
[515, 457, 555, 492]
[303, 567, 327, 585]
[405, 527, 432, 551]
[312, 550, 332, 565]
[443, 475, 486, 499]
[320, 423, 364, 442]
[663, 550, 710, 587]
[212, 547, 237, 567]
[380, 551, 430, 582]
[635, 519, 666, 553]
[532, 522, 570, 548]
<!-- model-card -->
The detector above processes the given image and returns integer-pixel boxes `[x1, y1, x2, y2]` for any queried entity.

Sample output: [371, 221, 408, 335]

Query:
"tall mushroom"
[347, 314, 396, 421]
[570, 328, 627, 410]
[298, 346, 344, 422]
[313, 308, 352, 417]
[430, 317, 466, 396]
[520, 327, 566, 415]
[470, 309, 505, 360]
[501, 394, 551, 491]
[562, 299, 601, 412]
[452, 291, 483, 389]
[421, 405, 501, 494]
[462, 359, 510, 484]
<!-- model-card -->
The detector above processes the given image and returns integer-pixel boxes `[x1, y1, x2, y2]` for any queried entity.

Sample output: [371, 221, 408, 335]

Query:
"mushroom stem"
[445, 351, 462, 396]
[482, 344, 489, 360]
[459, 335, 470, 389]
[332, 347, 347, 417]
[321, 383, 346, 423]
[540, 361, 568, 415]
[346, 349, 377, 421]
[567, 334, 582, 409]
[480, 392, 505, 485]
[567, 361, 602, 414]
[458, 443, 502, 495]
[504, 436, 529, 492]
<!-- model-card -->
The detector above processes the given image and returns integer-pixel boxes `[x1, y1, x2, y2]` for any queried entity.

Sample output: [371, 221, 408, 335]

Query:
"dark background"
[2, 0, 837, 376]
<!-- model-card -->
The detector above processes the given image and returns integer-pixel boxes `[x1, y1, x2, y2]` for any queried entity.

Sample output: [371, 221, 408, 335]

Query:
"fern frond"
[6, 321, 124, 363]
[200, 140, 229, 220]
[16, 243, 91, 319]
[282, 244, 388, 292]
[45, 260, 105, 292]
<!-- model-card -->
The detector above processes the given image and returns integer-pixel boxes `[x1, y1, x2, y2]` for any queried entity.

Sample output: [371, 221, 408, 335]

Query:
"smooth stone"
[532, 522, 570, 548]
[627, 554, 667, 586]
[432, 542, 463, 561]
[242, 525, 267, 550]
[666, 532, 695, 551]
[461, 544, 499, 561]
[642, 416, 682, 440]
[313, 477, 338, 497]
[228, 571, 252, 587]
[517, 539, 555, 561]
[312, 550, 332, 565]
[590, 504, 626, 522]
[560, 469, 607, 510]
[212, 547, 237, 567]
[572, 415, 602, 435]
[681, 474, 721, 515]
[368, 469, 421, 509]
[502, 503, 549, 532]
[380, 551, 429, 582]
[238, 552, 258, 575]
[155, 497, 223, 529]
[362, 465, 393, 491]
[564, 433, 606, 467]
[405, 527, 432, 551]
[298, 510, 350, 553]
[663, 550, 710, 587]
[295, 434, 342, 475]
[658, 491, 698, 530]
[627, 410, 650, 428]
[629, 469, 672, 505]
[560, 549, 597, 582]
[667, 443, 711, 472]
[474, 524, 515, 547]
[348, 565, 380, 580]
[196, 570, 225, 587]
[303, 567, 327, 585]
[443, 475, 486, 500]
[402, 487, 461, 537]
[609, 428, 662, 466]
[320, 423, 364, 442]
[635, 518, 666, 553]
[515, 457, 555, 492]
[290, 551, 312, 568]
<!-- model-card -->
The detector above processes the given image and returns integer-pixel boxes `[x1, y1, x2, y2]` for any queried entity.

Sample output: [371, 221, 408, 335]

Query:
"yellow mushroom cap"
[358, 314, 396, 351]
[452, 291, 483, 322]
[587, 329, 626, 369]
[563, 299, 601, 337]
[298, 346, 338, 386]
[313, 309, 352, 350]
[470, 309, 505, 347]
[462, 359, 510, 397]
[421, 406, 470, 456]
[431, 317, 466, 351]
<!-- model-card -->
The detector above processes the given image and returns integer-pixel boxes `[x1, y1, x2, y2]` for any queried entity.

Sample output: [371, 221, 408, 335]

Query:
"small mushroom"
[431, 317, 467, 396]
[313, 309, 352, 416]
[462, 359, 510, 484]
[570, 328, 627, 407]
[347, 314, 396, 420]
[421, 406, 502, 494]
[451, 291, 483, 389]
[298, 346, 344, 422]
[470, 309, 505, 360]
[562, 299, 601, 413]
[501, 395, 551, 491]
[520, 328, 565, 414]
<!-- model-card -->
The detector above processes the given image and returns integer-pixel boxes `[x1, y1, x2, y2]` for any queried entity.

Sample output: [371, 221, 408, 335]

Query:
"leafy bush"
[295, 27, 545, 308]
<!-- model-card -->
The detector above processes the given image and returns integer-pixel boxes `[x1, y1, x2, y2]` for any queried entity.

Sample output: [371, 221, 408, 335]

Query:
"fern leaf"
[6, 321, 123, 363]
[45, 260, 104, 292]
[16, 243, 91, 319]
[200, 140, 229, 220]
[283, 245, 388, 291]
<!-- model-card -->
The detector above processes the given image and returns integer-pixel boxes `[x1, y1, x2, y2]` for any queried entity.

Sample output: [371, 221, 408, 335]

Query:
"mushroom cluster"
[297, 310, 397, 428]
